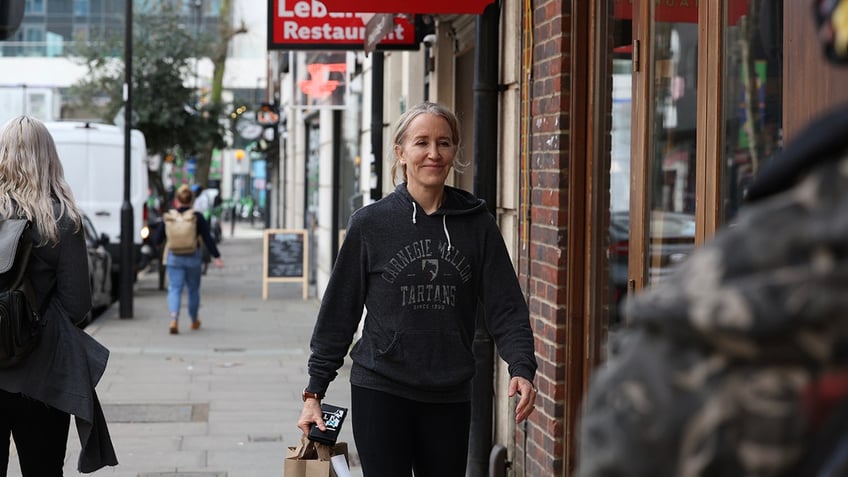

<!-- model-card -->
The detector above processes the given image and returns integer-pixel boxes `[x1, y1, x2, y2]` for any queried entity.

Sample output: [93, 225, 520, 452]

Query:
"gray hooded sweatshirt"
[307, 183, 537, 403]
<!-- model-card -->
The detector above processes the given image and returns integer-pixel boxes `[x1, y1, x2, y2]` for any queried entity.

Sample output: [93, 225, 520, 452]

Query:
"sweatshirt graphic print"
[307, 184, 537, 403]
[382, 238, 470, 311]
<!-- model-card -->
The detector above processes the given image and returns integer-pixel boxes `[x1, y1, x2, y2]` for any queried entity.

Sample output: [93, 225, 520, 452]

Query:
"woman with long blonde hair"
[0, 116, 116, 475]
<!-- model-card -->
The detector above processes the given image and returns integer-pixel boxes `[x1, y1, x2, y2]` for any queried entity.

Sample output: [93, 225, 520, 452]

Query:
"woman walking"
[155, 184, 223, 334]
[297, 102, 538, 477]
[0, 116, 117, 475]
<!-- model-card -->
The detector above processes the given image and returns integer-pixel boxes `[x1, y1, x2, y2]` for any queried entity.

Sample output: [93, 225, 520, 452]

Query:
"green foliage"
[68, 0, 226, 158]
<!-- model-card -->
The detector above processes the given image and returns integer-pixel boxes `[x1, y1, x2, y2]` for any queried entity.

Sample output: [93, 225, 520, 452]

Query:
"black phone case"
[308, 402, 348, 446]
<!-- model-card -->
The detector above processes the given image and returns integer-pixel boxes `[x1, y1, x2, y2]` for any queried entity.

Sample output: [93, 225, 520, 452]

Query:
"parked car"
[79, 214, 113, 327]
[609, 210, 696, 324]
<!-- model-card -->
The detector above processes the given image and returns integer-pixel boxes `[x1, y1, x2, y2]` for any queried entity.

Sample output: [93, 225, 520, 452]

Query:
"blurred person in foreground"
[576, 2, 848, 476]
[296, 101, 538, 477]
[0, 116, 117, 475]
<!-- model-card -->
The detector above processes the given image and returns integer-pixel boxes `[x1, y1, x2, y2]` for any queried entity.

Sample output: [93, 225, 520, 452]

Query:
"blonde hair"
[0, 116, 82, 245]
[175, 184, 195, 206]
[390, 101, 466, 185]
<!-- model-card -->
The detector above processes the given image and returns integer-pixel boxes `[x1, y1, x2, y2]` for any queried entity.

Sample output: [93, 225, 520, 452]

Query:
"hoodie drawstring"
[410, 200, 452, 251]
[443, 215, 452, 252]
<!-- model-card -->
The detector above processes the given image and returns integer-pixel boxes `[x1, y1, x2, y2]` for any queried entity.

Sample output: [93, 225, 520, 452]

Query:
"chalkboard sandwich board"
[263, 229, 308, 300]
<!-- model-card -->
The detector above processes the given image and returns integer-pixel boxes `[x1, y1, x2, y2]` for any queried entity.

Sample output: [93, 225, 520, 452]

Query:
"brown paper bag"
[284, 435, 349, 477]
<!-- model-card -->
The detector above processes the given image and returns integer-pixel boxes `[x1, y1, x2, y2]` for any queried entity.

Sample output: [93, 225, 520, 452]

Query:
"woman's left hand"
[508, 376, 537, 423]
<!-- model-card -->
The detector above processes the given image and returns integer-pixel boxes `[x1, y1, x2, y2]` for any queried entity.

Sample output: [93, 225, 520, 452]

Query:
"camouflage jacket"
[577, 107, 848, 477]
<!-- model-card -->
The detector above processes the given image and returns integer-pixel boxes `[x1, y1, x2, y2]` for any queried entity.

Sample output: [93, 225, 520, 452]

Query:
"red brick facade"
[518, 1, 574, 475]
[514, 0, 609, 477]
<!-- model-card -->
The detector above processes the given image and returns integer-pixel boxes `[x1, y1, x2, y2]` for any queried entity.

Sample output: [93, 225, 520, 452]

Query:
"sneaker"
[169, 320, 179, 334]
[191, 320, 201, 330]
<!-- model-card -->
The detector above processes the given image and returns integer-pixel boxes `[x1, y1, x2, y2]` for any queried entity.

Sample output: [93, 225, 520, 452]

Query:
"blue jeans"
[166, 250, 203, 321]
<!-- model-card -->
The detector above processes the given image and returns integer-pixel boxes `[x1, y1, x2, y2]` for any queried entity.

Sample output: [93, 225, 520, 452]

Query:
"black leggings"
[0, 390, 70, 477]
[351, 385, 471, 477]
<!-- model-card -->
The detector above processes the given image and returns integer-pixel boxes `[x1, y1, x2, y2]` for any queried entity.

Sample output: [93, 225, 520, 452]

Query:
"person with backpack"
[0, 116, 117, 475]
[577, 2, 848, 476]
[154, 184, 223, 334]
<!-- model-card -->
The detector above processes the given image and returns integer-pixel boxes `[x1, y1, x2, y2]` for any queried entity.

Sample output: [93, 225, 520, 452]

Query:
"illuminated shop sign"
[267, 0, 418, 50]
[293, 52, 349, 109]
[316, 0, 495, 14]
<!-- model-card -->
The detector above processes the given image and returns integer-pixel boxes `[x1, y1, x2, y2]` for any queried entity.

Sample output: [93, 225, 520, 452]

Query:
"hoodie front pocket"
[376, 330, 475, 388]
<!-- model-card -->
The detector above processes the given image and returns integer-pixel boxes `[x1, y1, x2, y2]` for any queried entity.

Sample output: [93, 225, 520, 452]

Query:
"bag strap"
[18, 222, 57, 318]
[1, 209, 56, 318]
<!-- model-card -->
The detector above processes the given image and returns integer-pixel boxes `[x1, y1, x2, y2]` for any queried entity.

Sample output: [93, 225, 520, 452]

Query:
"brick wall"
[517, 0, 573, 475]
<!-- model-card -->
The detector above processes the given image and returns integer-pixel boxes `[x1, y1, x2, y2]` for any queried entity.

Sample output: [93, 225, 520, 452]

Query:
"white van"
[44, 121, 149, 290]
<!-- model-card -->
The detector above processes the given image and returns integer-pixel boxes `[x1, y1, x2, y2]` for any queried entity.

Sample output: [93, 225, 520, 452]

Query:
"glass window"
[45, 31, 64, 57]
[73, 24, 89, 42]
[74, 0, 89, 16]
[181, 0, 204, 16]
[23, 25, 45, 56]
[26, 0, 45, 15]
[26, 92, 48, 120]
[722, 1, 783, 221]
[645, 8, 698, 288]
[609, 57, 632, 325]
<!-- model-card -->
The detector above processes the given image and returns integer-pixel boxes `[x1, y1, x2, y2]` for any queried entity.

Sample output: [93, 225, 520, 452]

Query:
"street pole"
[120, 0, 134, 318]
[468, 3, 500, 475]
[370, 52, 384, 201]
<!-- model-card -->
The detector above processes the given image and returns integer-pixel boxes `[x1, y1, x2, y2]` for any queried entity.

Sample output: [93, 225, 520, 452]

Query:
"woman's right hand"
[297, 398, 325, 435]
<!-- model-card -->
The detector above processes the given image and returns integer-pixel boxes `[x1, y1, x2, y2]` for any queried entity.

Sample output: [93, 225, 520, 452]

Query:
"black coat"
[0, 208, 117, 473]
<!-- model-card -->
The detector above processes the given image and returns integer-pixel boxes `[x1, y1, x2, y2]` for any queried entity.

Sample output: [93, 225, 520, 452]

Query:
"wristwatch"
[302, 389, 323, 402]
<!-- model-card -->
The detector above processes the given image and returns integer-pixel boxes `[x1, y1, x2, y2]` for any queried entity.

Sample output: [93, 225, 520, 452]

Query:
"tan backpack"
[164, 209, 198, 255]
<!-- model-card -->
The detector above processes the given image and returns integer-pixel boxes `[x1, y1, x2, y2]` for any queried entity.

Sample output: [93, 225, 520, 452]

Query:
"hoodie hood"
[392, 183, 489, 252]
[393, 182, 489, 217]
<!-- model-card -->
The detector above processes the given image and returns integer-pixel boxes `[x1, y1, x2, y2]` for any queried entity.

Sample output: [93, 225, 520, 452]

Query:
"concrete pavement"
[7, 223, 361, 476]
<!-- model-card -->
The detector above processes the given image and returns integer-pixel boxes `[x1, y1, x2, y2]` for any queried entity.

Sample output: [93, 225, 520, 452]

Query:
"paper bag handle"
[295, 435, 317, 459]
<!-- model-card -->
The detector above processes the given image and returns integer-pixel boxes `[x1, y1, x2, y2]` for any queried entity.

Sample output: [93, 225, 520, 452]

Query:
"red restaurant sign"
[267, 0, 418, 50]
[316, 0, 495, 14]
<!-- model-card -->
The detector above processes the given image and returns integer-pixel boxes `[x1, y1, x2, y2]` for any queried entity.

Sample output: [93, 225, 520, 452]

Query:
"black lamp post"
[193, 0, 203, 100]
[120, 0, 134, 318]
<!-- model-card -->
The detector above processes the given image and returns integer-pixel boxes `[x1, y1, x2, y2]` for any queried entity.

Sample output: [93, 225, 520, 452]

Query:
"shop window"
[722, 0, 783, 222]
[26, 0, 45, 15]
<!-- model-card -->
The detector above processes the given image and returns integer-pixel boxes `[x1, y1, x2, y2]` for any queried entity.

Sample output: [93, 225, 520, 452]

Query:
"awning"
[318, 0, 495, 15]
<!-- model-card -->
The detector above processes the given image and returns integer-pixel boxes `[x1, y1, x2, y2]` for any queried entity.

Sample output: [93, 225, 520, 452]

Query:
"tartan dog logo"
[421, 259, 439, 281]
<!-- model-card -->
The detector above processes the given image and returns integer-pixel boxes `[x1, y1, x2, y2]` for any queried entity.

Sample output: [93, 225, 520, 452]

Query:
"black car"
[80, 214, 113, 326]
[609, 210, 696, 324]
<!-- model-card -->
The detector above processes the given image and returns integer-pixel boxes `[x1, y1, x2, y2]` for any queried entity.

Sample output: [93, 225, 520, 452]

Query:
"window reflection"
[647, 11, 698, 288]
[610, 59, 632, 323]
[608, 11, 632, 326]
[723, 1, 783, 221]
